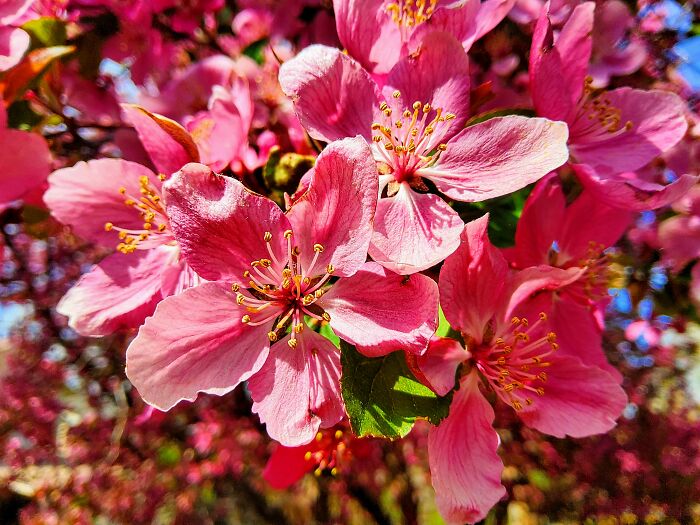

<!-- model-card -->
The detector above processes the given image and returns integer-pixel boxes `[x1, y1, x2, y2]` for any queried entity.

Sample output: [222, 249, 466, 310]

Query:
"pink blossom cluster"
[1, 0, 699, 523]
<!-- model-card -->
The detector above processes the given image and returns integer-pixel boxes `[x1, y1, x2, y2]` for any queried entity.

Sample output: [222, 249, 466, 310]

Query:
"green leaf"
[243, 38, 268, 65]
[466, 107, 536, 127]
[435, 306, 451, 338]
[340, 341, 452, 439]
[21, 17, 67, 48]
[318, 323, 340, 348]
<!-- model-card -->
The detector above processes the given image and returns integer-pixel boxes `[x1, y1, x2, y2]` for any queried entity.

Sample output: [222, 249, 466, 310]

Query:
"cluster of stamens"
[304, 429, 348, 477]
[371, 90, 455, 183]
[572, 77, 633, 142]
[571, 241, 621, 302]
[233, 230, 335, 348]
[475, 313, 559, 411]
[104, 175, 172, 254]
[385, 0, 437, 29]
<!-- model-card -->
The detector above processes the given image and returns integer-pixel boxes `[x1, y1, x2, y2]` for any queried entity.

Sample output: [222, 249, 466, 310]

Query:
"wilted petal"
[279, 45, 380, 143]
[287, 137, 377, 278]
[164, 163, 290, 281]
[319, 261, 438, 357]
[428, 371, 506, 525]
[369, 184, 463, 274]
[419, 117, 569, 202]
[249, 329, 343, 446]
[126, 282, 270, 410]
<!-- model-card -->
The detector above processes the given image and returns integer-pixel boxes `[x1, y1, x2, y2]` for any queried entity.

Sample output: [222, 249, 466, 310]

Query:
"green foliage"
[340, 341, 452, 439]
[466, 107, 536, 127]
[21, 18, 67, 48]
[243, 39, 268, 65]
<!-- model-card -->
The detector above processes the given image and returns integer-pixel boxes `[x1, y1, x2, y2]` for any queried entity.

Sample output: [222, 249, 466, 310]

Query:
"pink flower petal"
[571, 88, 688, 173]
[428, 371, 506, 524]
[249, 329, 343, 446]
[517, 354, 626, 438]
[0, 127, 50, 204]
[45, 159, 156, 247]
[126, 282, 270, 410]
[658, 215, 700, 272]
[510, 174, 567, 268]
[574, 163, 699, 211]
[164, 163, 290, 281]
[279, 45, 380, 143]
[385, 31, 470, 142]
[57, 247, 181, 336]
[0, 26, 29, 72]
[439, 215, 509, 342]
[332, 0, 402, 75]
[319, 261, 438, 357]
[419, 116, 569, 202]
[263, 445, 316, 489]
[369, 183, 464, 274]
[0, 0, 33, 25]
[416, 336, 468, 396]
[122, 104, 197, 177]
[286, 137, 377, 278]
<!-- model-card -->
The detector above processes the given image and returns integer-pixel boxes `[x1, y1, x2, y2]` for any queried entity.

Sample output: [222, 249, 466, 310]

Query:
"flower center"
[385, 0, 437, 30]
[304, 429, 349, 477]
[233, 230, 335, 348]
[371, 90, 455, 184]
[570, 77, 633, 144]
[104, 175, 174, 254]
[474, 313, 559, 411]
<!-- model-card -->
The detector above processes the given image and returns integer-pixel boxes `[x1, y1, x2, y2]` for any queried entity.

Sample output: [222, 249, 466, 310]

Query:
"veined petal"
[249, 329, 343, 446]
[517, 354, 627, 438]
[319, 261, 438, 357]
[164, 163, 290, 281]
[428, 370, 506, 524]
[45, 159, 157, 247]
[415, 336, 467, 396]
[279, 45, 380, 143]
[57, 247, 180, 337]
[369, 184, 463, 275]
[126, 282, 270, 411]
[419, 117, 569, 202]
[439, 215, 509, 343]
[286, 137, 377, 278]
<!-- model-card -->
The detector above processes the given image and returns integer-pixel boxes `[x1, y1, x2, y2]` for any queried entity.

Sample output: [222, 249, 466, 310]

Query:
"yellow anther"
[322, 312, 331, 322]
[334, 430, 343, 439]
[288, 338, 298, 349]
[158, 174, 166, 181]
[236, 293, 246, 305]
[158, 224, 167, 232]
[539, 312, 548, 321]
[263, 231, 272, 242]
[242, 315, 251, 323]
[104, 222, 113, 231]
[331, 467, 338, 476]
[259, 259, 271, 268]
[143, 222, 152, 230]
[119, 187, 127, 194]
[437, 144, 447, 151]
[314, 468, 322, 476]
[283, 229, 293, 239]
[314, 243, 324, 253]
[445, 113, 456, 120]
[392, 90, 401, 98]
[231, 283, 240, 292]
[314, 289, 324, 299]
[546, 332, 557, 343]
[525, 398, 534, 405]
[512, 400, 523, 410]
[538, 372, 548, 382]
[243, 270, 250, 278]
[326, 264, 335, 274]
[294, 323, 304, 334]
[316, 432, 323, 441]
[379, 102, 388, 111]
[536, 387, 545, 396]
[304, 451, 312, 461]
[511, 317, 520, 325]
[268, 331, 278, 342]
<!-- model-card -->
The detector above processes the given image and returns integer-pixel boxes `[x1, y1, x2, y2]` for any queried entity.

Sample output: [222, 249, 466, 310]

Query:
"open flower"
[125, 137, 439, 446]
[414, 215, 627, 523]
[332, 0, 514, 76]
[530, 2, 694, 209]
[45, 158, 201, 336]
[280, 32, 569, 273]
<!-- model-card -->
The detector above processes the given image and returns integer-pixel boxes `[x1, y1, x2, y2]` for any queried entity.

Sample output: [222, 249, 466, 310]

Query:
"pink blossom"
[333, 0, 515, 76]
[125, 137, 439, 446]
[44, 112, 202, 336]
[588, 0, 647, 88]
[417, 215, 627, 523]
[530, 2, 693, 210]
[0, 0, 34, 71]
[280, 33, 569, 273]
[508, 0, 576, 25]
[0, 104, 51, 208]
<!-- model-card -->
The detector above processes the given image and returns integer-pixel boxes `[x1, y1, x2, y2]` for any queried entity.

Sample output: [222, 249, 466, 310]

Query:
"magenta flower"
[125, 137, 439, 446]
[333, 0, 514, 76]
[44, 108, 203, 336]
[0, 0, 33, 71]
[415, 215, 627, 523]
[530, 2, 695, 208]
[280, 32, 569, 273]
[0, 104, 51, 209]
